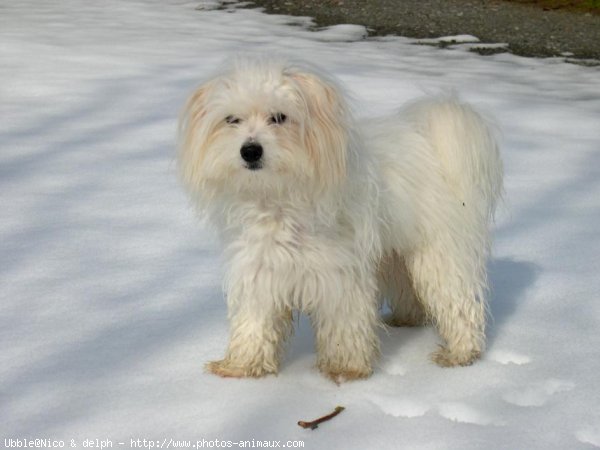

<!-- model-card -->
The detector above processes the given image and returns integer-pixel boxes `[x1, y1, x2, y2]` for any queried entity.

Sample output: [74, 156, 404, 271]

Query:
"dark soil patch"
[504, 0, 600, 14]
[245, 0, 600, 61]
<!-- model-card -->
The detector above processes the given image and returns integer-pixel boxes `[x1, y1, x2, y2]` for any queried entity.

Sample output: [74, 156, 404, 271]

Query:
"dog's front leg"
[312, 272, 380, 383]
[206, 256, 292, 378]
[206, 301, 292, 378]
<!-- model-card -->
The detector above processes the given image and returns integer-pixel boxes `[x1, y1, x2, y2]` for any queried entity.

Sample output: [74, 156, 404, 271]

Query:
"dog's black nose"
[240, 143, 263, 163]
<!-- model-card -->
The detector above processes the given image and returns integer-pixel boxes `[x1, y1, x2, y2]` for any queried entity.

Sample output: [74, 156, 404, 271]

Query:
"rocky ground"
[245, 0, 600, 61]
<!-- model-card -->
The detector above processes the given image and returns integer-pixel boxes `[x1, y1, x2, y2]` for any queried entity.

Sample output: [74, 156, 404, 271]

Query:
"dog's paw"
[320, 366, 372, 384]
[383, 313, 427, 328]
[205, 359, 276, 378]
[430, 346, 481, 367]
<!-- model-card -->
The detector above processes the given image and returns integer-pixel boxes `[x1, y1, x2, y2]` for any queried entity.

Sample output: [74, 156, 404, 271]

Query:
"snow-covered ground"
[2, 1, 600, 448]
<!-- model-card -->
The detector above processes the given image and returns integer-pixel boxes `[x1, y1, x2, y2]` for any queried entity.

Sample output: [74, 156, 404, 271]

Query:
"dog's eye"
[225, 115, 241, 125]
[269, 113, 287, 125]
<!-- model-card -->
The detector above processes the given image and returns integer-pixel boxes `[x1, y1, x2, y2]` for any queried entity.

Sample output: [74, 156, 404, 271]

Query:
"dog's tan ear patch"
[178, 82, 216, 191]
[288, 72, 349, 191]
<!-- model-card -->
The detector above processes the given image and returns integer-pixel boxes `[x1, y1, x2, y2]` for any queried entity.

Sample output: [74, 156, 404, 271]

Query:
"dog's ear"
[287, 71, 349, 191]
[178, 81, 216, 192]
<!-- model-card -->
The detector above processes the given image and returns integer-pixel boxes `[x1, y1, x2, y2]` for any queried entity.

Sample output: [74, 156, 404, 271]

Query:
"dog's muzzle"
[240, 142, 263, 170]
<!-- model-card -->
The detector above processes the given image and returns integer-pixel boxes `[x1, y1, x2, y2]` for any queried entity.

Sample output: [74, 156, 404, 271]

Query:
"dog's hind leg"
[379, 252, 427, 327]
[405, 236, 487, 367]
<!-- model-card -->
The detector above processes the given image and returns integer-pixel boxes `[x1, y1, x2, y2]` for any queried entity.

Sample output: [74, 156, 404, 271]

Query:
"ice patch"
[503, 379, 575, 407]
[312, 24, 368, 42]
[195, 0, 222, 10]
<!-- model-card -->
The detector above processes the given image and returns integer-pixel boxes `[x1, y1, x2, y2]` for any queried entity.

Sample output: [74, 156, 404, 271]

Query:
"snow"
[1, 0, 600, 449]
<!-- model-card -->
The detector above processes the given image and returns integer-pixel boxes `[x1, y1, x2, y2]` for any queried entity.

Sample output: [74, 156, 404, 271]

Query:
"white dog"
[178, 56, 503, 382]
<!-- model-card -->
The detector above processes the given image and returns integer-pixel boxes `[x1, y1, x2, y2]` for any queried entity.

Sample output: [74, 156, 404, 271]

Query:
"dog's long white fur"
[178, 57, 503, 381]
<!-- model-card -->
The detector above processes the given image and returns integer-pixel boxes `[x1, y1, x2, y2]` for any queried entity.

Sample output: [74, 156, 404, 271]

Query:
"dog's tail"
[405, 96, 503, 222]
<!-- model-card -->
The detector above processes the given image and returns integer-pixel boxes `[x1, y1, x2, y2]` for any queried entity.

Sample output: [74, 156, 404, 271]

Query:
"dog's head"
[178, 57, 352, 200]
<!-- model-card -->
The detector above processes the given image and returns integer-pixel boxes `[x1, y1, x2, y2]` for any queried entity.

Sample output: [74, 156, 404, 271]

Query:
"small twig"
[297, 406, 345, 430]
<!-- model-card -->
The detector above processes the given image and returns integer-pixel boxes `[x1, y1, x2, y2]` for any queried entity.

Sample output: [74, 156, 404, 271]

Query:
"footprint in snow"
[380, 358, 407, 376]
[575, 427, 600, 448]
[487, 349, 531, 365]
[438, 402, 505, 426]
[502, 378, 575, 407]
[369, 394, 429, 418]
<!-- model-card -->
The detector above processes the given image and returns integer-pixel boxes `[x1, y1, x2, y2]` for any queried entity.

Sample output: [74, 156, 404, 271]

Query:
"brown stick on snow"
[297, 406, 345, 430]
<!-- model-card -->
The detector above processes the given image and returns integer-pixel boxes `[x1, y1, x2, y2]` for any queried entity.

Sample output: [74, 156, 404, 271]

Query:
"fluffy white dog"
[178, 56, 503, 382]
